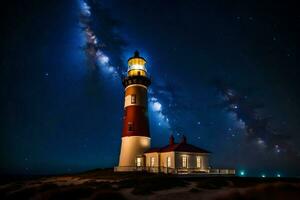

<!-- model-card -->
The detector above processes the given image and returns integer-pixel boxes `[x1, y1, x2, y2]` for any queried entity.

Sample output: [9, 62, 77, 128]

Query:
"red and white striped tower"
[117, 51, 151, 171]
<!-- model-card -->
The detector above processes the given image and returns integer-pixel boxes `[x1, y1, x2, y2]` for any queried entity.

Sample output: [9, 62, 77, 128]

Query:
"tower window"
[131, 95, 136, 104]
[128, 122, 134, 131]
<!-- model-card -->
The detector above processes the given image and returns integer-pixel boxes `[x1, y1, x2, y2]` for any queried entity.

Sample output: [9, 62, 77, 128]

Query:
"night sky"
[1, 0, 300, 176]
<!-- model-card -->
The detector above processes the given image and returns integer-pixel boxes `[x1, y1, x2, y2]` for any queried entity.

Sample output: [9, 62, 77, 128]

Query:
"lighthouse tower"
[116, 51, 151, 171]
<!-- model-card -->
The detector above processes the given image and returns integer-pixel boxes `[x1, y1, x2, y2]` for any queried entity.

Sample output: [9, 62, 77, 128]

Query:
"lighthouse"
[113, 51, 235, 175]
[116, 51, 151, 171]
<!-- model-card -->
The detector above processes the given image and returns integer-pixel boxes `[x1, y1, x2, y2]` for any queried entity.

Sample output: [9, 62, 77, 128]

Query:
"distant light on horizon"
[239, 170, 245, 176]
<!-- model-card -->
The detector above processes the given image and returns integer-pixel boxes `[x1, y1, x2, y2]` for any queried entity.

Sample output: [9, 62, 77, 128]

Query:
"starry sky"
[1, 0, 300, 176]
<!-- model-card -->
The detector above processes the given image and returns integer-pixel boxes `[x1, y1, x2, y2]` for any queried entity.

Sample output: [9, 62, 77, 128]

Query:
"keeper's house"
[142, 135, 211, 174]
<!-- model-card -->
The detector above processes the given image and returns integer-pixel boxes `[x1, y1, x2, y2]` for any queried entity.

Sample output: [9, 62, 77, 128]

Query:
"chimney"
[169, 135, 175, 145]
[181, 135, 187, 144]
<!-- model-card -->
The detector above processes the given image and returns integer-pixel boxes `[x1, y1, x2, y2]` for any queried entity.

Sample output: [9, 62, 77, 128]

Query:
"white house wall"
[160, 152, 175, 168]
[145, 152, 159, 167]
[174, 152, 209, 171]
[144, 151, 210, 173]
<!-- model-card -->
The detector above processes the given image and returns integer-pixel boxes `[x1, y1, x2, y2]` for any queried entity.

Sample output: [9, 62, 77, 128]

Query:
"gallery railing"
[208, 168, 236, 175]
[174, 168, 235, 175]
[115, 166, 235, 175]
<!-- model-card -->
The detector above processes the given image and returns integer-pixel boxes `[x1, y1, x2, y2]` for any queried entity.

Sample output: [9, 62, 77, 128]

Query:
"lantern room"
[127, 51, 147, 77]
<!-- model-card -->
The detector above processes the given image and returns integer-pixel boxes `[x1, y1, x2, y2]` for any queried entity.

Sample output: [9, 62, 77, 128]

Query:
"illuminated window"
[151, 157, 155, 167]
[182, 156, 187, 168]
[131, 95, 136, 104]
[167, 157, 171, 168]
[196, 156, 201, 168]
[128, 122, 134, 131]
[136, 157, 142, 167]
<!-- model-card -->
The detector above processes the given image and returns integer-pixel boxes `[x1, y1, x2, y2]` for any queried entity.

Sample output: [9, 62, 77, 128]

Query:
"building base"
[114, 166, 144, 172]
[114, 166, 235, 175]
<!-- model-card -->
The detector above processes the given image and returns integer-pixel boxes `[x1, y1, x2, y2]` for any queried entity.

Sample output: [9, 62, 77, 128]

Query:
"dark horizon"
[1, 0, 300, 177]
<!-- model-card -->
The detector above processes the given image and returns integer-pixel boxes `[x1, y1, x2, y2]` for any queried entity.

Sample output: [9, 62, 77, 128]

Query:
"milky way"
[78, 0, 171, 129]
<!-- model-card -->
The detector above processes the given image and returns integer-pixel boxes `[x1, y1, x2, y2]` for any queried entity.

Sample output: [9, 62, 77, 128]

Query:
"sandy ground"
[1, 175, 300, 200]
[1, 180, 215, 200]
[0, 176, 120, 198]
[119, 182, 300, 200]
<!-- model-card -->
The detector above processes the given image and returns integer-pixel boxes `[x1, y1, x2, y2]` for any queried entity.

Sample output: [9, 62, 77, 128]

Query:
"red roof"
[144, 142, 210, 154]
